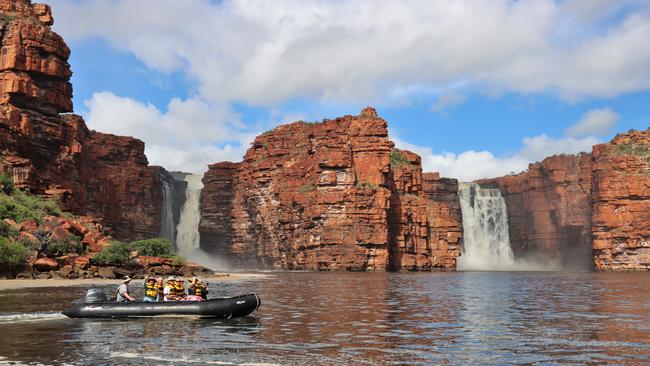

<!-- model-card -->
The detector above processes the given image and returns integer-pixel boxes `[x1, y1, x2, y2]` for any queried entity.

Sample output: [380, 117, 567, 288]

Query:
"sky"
[43, 0, 650, 181]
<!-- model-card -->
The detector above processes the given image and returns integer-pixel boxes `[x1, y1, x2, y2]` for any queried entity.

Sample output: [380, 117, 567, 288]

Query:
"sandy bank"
[0, 273, 267, 291]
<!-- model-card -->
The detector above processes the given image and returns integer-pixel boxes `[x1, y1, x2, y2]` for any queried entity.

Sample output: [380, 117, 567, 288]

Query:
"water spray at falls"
[176, 174, 204, 255]
[458, 182, 515, 271]
[173, 173, 230, 270]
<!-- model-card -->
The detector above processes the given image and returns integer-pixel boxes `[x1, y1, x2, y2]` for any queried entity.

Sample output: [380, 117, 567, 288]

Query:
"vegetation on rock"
[92, 241, 131, 265]
[43, 236, 84, 257]
[390, 149, 411, 166]
[0, 175, 63, 225]
[130, 238, 172, 257]
[0, 237, 29, 266]
[94, 238, 180, 265]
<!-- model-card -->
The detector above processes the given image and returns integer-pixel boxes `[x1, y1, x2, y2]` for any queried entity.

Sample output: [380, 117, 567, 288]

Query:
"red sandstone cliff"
[592, 129, 650, 271]
[478, 154, 594, 270]
[0, 1, 163, 240]
[387, 150, 461, 270]
[480, 129, 650, 271]
[199, 109, 462, 271]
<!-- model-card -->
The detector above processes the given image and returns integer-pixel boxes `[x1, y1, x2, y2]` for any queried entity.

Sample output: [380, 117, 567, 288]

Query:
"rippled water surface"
[1, 272, 650, 365]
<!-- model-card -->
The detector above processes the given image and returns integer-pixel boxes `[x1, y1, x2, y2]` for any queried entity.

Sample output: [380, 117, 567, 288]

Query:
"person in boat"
[174, 277, 187, 300]
[196, 278, 208, 300]
[186, 277, 205, 301]
[143, 276, 158, 302]
[155, 277, 165, 301]
[116, 276, 135, 302]
[163, 276, 177, 301]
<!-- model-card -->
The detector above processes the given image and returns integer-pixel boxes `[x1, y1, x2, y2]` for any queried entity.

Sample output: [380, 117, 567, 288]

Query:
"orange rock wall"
[0, 1, 164, 240]
[592, 129, 650, 271]
[478, 154, 594, 270]
[387, 151, 461, 271]
[199, 110, 462, 271]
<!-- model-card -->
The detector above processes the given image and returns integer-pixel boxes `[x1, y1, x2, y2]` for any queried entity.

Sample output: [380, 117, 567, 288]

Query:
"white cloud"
[431, 92, 467, 114]
[565, 107, 620, 137]
[83, 92, 253, 173]
[48, 0, 650, 105]
[393, 134, 598, 182]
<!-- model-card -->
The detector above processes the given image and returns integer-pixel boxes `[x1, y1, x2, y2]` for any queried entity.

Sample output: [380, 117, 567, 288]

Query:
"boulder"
[56, 265, 74, 277]
[137, 256, 172, 267]
[33, 257, 59, 272]
[18, 231, 39, 245]
[74, 255, 91, 270]
[49, 226, 74, 240]
[19, 220, 38, 233]
[97, 266, 116, 279]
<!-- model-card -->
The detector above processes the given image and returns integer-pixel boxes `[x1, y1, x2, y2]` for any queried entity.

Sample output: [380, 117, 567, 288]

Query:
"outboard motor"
[84, 288, 107, 303]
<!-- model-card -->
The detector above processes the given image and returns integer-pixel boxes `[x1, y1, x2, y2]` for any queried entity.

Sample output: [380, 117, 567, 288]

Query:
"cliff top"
[0, 0, 53, 26]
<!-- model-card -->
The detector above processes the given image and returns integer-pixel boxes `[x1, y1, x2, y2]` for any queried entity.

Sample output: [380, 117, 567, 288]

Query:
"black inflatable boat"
[62, 288, 261, 318]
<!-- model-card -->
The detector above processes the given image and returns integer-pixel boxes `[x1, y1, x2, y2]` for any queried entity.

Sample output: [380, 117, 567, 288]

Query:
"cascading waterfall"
[458, 182, 515, 271]
[159, 177, 175, 245]
[176, 174, 204, 256]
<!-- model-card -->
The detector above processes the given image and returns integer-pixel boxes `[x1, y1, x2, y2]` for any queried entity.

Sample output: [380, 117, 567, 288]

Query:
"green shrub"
[0, 173, 13, 195]
[18, 237, 41, 251]
[0, 237, 29, 265]
[13, 190, 62, 216]
[93, 241, 131, 265]
[10, 204, 41, 225]
[129, 238, 172, 257]
[0, 220, 18, 238]
[44, 236, 82, 257]
[390, 149, 411, 166]
[163, 254, 186, 265]
[0, 189, 62, 224]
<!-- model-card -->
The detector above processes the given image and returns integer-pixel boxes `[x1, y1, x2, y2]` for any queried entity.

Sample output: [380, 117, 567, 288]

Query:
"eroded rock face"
[0, 1, 163, 240]
[200, 109, 462, 271]
[387, 151, 461, 271]
[592, 129, 650, 271]
[478, 154, 594, 270]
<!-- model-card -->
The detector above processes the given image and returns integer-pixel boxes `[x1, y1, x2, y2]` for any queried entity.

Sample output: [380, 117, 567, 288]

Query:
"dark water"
[1, 272, 650, 365]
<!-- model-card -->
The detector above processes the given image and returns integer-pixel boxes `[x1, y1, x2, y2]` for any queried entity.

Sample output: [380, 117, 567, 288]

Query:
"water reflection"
[0, 272, 649, 365]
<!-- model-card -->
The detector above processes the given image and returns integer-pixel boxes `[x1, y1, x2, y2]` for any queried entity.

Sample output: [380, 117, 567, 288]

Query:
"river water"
[1, 272, 649, 365]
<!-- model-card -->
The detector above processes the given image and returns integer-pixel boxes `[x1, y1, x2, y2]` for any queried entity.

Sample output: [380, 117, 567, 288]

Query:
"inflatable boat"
[62, 288, 261, 318]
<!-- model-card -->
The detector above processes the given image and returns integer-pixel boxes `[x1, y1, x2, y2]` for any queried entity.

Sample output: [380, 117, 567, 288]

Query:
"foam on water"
[111, 352, 281, 366]
[0, 311, 67, 323]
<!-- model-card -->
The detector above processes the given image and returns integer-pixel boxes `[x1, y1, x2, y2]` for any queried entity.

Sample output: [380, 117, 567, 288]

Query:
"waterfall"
[159, 176, 175, 245]
[458, 182, 515, 271]
[175, 174, 204, 255]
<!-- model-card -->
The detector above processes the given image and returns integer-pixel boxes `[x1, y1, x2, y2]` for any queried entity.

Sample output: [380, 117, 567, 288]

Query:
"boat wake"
[0, 311, 67, 323]
[111, 352, 281, 366]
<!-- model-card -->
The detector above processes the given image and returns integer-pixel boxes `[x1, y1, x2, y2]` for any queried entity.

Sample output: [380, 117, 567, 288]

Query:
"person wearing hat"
[143, 276, 158, 302]
[116, 276, 135, 302]
[163, 276, 176, 301]
[173, 277, 187, 300]
[187, 277, 208, 301]
[186, 277, 202, 301]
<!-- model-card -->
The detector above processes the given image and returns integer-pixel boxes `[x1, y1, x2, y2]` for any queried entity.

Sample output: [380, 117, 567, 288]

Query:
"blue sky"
[46, 0, 650, 179]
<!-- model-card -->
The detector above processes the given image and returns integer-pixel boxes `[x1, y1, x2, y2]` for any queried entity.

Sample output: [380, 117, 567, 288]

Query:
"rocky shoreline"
[1, 214, 212, 280]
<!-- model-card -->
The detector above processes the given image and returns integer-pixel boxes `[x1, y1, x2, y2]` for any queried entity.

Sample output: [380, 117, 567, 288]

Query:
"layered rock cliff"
[592, 130, 650, 271]
[478, 154, 594, 270]
[0, 1, 163, 240]
[481, 129, 649, 271]
[199, 109, 462, 271]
